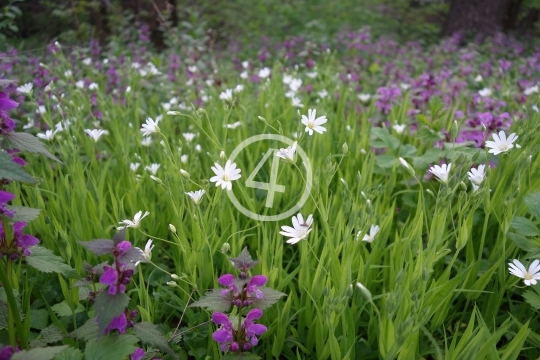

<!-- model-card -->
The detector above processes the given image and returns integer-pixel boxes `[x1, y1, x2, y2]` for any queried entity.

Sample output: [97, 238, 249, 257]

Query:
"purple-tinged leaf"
[10, 345, 68, 360]
[251, 287, 287, 310]
[112, 229, 126, 245]
[189, 289, 232, 312]
[78, 239, 114, 256]
[229, 247, 259, 272]
[26, 246, 79, 279]
[0, 151, 37, 184]
[6, 205, 41, 223]
[118, 247, 146, 266]
[94, 291, 129, 336]
[3, 132, 62, 163]
[68, 318, 98, 341]
[132, 322, 177, 358]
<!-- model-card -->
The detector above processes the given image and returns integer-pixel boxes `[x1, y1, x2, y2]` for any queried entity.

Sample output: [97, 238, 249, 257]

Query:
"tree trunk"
[441, 0, 513, 39]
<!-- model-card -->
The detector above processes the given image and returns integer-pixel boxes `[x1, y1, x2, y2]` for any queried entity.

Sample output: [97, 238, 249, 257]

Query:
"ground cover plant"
[1, 24, 540, 359]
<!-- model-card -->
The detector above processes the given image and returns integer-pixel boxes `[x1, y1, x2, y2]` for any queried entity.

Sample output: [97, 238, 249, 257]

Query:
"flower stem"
[0, 258, 27, 349]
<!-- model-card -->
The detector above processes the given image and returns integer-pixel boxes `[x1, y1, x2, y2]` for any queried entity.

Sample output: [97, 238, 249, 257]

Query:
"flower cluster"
[0, 221, 40, 259]
[100, 241, 137, 295]
[212, 308, 267, 352]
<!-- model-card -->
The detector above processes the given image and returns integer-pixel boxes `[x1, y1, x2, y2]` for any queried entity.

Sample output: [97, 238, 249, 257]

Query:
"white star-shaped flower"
[393, 124, 406, 134]
[118, 211, 150, 230]
[359, 225, 380, 243]
[358, 93, 371, 102]
[508, 259, 540, 286]
[468, 164, 486, 186]
[210, 160, 241, 191]
[258, 67, 271, 79]
[84, 129, 106, 142]
[135, 239, 155, 266]
[485, 131, 519, 155]
[275, 142, 297, 163]
[219, 89, 233, 101]
[140, 117, 160, 137]
[17, 83, 33, 94]
[145, 163, 161, 175]
[183, 133, 196, 142]
[130, 163, 140, 172]
[429, 163, 452, 183]
[280, 213, 313, 245]
[37, 130, 56, 141]
[478, 88, 492, 97]
[185, 189, 205, 204]
[301, 109, 327, 135]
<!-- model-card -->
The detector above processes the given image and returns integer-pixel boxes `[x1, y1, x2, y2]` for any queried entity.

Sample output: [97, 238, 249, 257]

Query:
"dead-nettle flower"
[485, 131, 519, 155]
[275, 141, 297, 164]
[359, 224, 380, 243]
[429, 163, 452, 184]
[301, 109, 327, 135]
[84, 129, 107, 142]
[508, 259, 540, 286]
[189, 248, 285, 354]
[185, 189, 205, 204]
[280, 213, 314, 245]
[117, 211, 150, 230]
[210, 160, 242, 191]
[140, 117, 160, 136]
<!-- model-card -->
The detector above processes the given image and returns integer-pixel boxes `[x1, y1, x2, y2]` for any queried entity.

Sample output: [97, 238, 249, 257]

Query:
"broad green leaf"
[522, 290, 540, 310]
[29, 308, 49, 330]
[94, 292, 129, 335]
[6, 205, 41, 223]
[0, 150, 37, 184]
[11, 346, 68, 360]
[507, 232, 538, 252]
[510, 216, 540, 236]
[370, 127, 400, 152]
[222, 353, 262, 360]
[412, 148, 444, 169]
[132, 322, 176, 358]
[189, 289, 232, 312]
[84, 333, 138, 360]
[0, 298, 8, 330]
[30, 325, 64, 348]
[67, 318, 98, 341]
[252, 287, 287, 309]
[524, 192, 540, 221]
[51, 301, 84, 317]
[375, 154, 397, 169]
[3, 132, 62, 163]
[78, 239, 115, 256]
[26, 246, 79, 279]
[53, 347, 83, 360]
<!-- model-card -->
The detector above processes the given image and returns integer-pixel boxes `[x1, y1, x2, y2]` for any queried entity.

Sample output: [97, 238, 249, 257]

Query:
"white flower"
[393, 124, 406, 134]
[225, 121, 242, 129]
[292, 97, 304, 108]
[485, 131, 519, 155]
[240, 71, 248, 79]
[126, 86, 131, 93]
[188, 65, 198, 73]
[219, 89, 233, 101]
[234, 84, 244, 93]
[524, 85, 539, 96]
[301, 109, 327, 135]
[258, 67, 271, 79]
[280, 213, 313, 244]
[75, 80, 85, 89]
[37, 105, 46, 115]
[118, 211, 150, 230]
[478, 88, 492, 97]
[533, 105, 539, 113]
[358, 93, 371, 102]
[474, 75, 483, 83]
[195, 144, 202, 152]
[399, 83, 411, 90]
[162, 103, 171, 111]
[141, 117, 160, 136]
[283, 74, 293, 85]
[180, 154, 188, 164]
[17, 83, 33, 94]
[306, 71, 318, 79]
[209, 160, 242, 191]
[429, 163, 451, 183]
[145, 163, 160, 175]
[82, 58, 92, 66]
[360, 225, 380, 243]
[183, 133, 196, 142]
[141, 137, 152, 147]
[37, 130, 55, 141]
[508, 259, 540, 286]
[185, 189, 205, 204]
[130, 163, 140, 172]
[289, 78, 302, 92]
[64, 70, 72, 77]
[44, 82, 54, 92]
[88, 83, 99, 90]
[84, 129, 106, 142]
[242, 61, 249, 69]
[135, 239, 155, 266]
[275, 142, 297, 163]
[318, 89, 328, 99]
[468, 164, 486, 186]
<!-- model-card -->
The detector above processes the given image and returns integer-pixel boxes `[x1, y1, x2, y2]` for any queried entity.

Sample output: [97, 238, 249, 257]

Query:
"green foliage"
[83, 334, 138, 360]
[25, 246, 79, 279]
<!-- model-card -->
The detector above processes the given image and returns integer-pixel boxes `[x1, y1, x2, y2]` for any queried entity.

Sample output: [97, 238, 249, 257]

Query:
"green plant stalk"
[0, 258, 27, 349]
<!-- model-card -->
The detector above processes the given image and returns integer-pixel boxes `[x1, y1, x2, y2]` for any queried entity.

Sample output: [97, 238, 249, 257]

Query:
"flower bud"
[450, 120, 459, 140]
[169, 224, 177, 233]
[220, 151, 226, 160]
[180, 169, 190, 179]
[166, 281, 178, 287]
[356, 282, 372, 302]
[342, 142, 348, 155]
[150, 175, 164, 185]
[170, 274, 180, 280]
[167, 111, 181, 115]
[220, 242, 231, 254]
[399, 157, 415, 177]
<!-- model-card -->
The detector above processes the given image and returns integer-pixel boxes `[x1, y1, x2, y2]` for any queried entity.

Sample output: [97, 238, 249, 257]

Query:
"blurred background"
[2, 0, 540, 52]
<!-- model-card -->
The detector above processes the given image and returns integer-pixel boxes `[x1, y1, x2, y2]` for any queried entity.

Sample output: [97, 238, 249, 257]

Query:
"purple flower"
[0, 345, 15, 360]
[0, 191, 15, 218]
[130, 348, 145, 360]
[244, 308, 267, 346]
[115, 241, 131, 256]
[105, 312, 127, 334]
[100, 266, 119, 295]
[246, 275, 267, 299]
[212, 312, 234, 351]
[0, 92, 18, 112]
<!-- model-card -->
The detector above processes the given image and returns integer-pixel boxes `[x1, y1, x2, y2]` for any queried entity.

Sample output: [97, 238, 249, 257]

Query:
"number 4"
[245, 149, 285, 208]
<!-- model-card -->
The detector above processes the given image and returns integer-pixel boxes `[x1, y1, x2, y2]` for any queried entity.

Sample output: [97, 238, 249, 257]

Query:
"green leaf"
[510, 216, 540, 236]
[370, 127, 400, 152]
[78, 239, 114, 256]
[26, 246, 79, 279]
[84, 333, 138, 360]
[11, 346, 68, 360]
[0, 298, 8, 330]
[94, 292, 129, 335]
[524, 192, 540, 222]
[0, 150, 37, 184]
[522, 290, 540, 310]
[412, 148, 443, 169]
[229, 247, 259, 271]
[189, 289, 232, 312]
[51, 301, 84, 317]
[507, 232, 538, 252]
[53, 347, 83, 360]
[30, 325, 64, 348]
[132, 322, 177, 358]
[67, 317, 98, 341]
[375, 155, 397, 169]
[222, 353, 262, 360]
[252, 288, 287, 310]
[7, 205, 41, 223]
[3, 132, 62, 163]
[29, 308, 49, 330]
